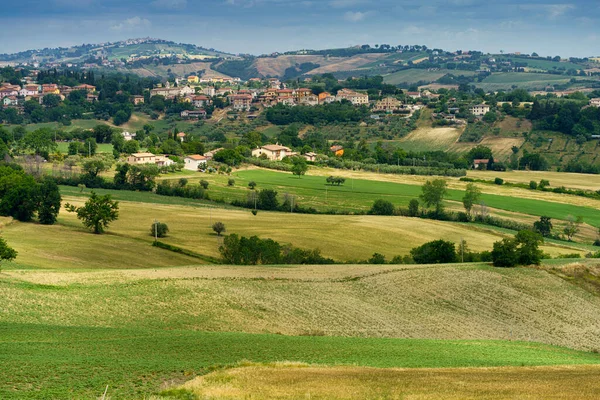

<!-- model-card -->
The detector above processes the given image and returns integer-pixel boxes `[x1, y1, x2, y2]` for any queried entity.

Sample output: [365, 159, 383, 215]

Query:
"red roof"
[186, 154, 206, 161]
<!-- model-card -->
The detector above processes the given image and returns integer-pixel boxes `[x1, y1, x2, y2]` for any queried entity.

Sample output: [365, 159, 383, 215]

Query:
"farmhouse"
[132, 95, 145, 105]
[303, 152, 317, 162]
[187, 75, 199, 84]
[203, 148, 224, 161]
[407, 92, 421, 99]
[336, 89, 369, 105]
[177, 132, 186, 142]
[590, 98, 600, 107]
[184, 154, 207, 171]
[330, 145, 344, 157]
[472, 158, 497, 169]
[252, 144, 296, 161]
[155, 155, 175, 167]
[469, 104, 490, 116]
[127, 152, 156, 164]
[373, 97, 403, 112]
[121, 131, 136, 141]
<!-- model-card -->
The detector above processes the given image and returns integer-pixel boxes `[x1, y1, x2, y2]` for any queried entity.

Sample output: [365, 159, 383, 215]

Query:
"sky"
[0, 0, 598, 57]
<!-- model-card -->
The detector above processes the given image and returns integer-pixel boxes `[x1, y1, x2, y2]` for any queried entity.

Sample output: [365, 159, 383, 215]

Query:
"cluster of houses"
[1, 82, 97, 107]
[124, 144, 227, 171]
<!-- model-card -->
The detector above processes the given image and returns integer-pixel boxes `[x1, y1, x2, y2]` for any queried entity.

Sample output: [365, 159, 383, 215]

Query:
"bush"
[539, 179, 550, 189]
[179, 178, 188, 187]
[529, 180, 538, 190]
[150, 222, 169, 238]
[200, 180, 209, 189]
[408, 199, 419, 217]
[410, 240, 457, 264]
[368, 253, 386, 264]
[228, 178, 235, 187]
[368, 199, 395, 215]
[494, 177, 504, 185]
[248, 181, 256, 190]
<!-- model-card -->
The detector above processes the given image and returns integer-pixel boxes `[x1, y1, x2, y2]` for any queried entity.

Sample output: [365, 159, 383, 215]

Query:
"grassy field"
[155, 168, 600, 229]
[476, 72, 592, 91]
[3, 323, 599, 399]
[179, 363, 600, 399]
[468, 169, 600, 192]
[56, 142, 113, 154]
[383, 69, 477, 85]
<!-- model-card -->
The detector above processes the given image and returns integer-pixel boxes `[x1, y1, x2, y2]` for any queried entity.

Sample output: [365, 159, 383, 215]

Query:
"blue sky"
[0, 0, 598, 57]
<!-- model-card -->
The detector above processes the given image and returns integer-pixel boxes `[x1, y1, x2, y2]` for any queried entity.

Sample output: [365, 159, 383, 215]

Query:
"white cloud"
[520, 3, 574, 20]
[151, 0, 187, 10]
[110, 16, 151, 32]
[330, 0, 367, 8]
[343, 11, 368, 22]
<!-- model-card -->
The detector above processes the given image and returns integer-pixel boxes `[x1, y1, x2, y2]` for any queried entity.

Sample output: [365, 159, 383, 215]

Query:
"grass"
[467, 169, 600, 192]
[160, 168, 600, 228]
[3, 323, 599, 399]
[383, 68, 477, 85]
[53, 188, 589, 261]
[476, 72, 596, 91]
[56, 142, 113, 154]
[179, 363, 600, 400]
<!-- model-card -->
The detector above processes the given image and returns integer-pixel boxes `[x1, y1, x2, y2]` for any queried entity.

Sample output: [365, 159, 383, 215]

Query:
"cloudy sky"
[0, 0, 598, 57]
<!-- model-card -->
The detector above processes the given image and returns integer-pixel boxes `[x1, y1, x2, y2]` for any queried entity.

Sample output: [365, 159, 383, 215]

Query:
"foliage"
[563, 215, 583, 241]
[200, 180, 209, 189]
[368, 199, 395, 216]
[37, 178, 62, 225]
[150, 221, 169, 238]
[408, 199, 420, 217]
[326, 176, 346, 186]
[368, 253, 386, 264]
[492, 230, 544, 267]
[212, 222, 226, 236]
[0, 236, 17, 271]
[291, 157, 308, 178]
[65, 191, 119, 234]
[533, 216, 553, 237]
[462, 183, 481, 217]
[219, 233, 334, 265]
[227, 178, 235, 187]
[420, 179, 447, 214]
[248, 181, 256, 190]
[410, 240, 457, 264]
[265, 102, 369, 125]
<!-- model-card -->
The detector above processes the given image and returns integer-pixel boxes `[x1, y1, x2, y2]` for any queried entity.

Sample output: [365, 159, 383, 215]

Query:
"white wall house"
[184, 155, 207, 171]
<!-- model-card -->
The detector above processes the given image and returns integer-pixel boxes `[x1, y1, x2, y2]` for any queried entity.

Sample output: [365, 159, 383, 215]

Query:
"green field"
[494, 55, 586, 71]
[4, 323, 598, 399]
[56, 142, 113, 154]
[156, 169, 600, 228]
[383, 69, 477, 85]
[476, 72, 595, 91]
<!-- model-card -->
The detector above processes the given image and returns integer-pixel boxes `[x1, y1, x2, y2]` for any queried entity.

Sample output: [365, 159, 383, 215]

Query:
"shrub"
[529, 180, 538, 190]
[150, 222, 169, 238]
[200, 180, 209, 189]
[368, 253, 386, 264]
[408, 199, 419, 217]
[410, 240, 457, 264]
[248, 181, 257, 190]
[539, 179, 550, 189]
[368, 199, 395, 215]
[179, 178, 188, 187]
[494, 177, 504, 185]
[228, 178, 235, 187]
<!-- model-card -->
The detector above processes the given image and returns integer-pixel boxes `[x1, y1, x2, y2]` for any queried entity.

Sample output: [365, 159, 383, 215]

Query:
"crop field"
[467, 169, 600, 192]
[3, 260, 600, 398]
[398, 126, 463, 152]
[494, 56, 586, 71]
[156, 168, 600, 229]
[180, 363, 600, 400]
[383, 69, 477, 85]
[476, 72, 591, 91]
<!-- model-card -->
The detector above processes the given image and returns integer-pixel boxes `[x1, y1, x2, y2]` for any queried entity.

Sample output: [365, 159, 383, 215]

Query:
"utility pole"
[88, 141, 91, 157]
[461, 237, 464, 263]
[154, 219, 158, 243]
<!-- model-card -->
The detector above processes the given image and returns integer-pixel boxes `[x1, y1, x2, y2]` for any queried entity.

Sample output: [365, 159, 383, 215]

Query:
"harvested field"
[398, 126, 463, 152]
[180, 363, 600, 400]
[468, 170, 600, 192]
[451, 136, 525, 159]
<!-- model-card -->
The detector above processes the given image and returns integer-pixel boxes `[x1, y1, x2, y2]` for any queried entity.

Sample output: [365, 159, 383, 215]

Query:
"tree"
[491, 238, 519, 267]
[563, 215, 583, 241]
[228, 178, 235, 186]
[22, 128, 57, 156]
[408, 199, 419, 217]
[200, 180, 209, 189]
[533, 216, 553, 237]
[82, 157, 110, 183]
[291, 156, 308, 178]
[150, 221, 169, 238]
[420, 179, 447, 215]
[38, 178, 61, 225]
[369, 253, 386, 264]
[0, 237, 17, 272]
[93, 125, 114, 143]
[248, 181, 256, 190]
[257, 189, 279, 210]
[410, 240, 457, 264]
[369, 199, 395, 215]
[515, 230, 544, 265]
[65, 191, 119, 234]
[122, 140, 140, 154]
[462, 183, 481, 217]
[212, 221, 226, 236]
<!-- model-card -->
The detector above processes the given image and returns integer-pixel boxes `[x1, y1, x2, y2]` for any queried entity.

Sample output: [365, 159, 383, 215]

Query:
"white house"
[251, 144, 296, 161]
[590, 98, 600, 107]
[126, 152, 156, 164]
[121, 131, 136, 141]
[469, 104, 490, 116]
[184, 154, 207, 171]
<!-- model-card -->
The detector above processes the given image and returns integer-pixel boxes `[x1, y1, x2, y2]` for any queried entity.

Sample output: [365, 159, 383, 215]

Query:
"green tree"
[248, 181, 256, 190]
[0, 237, 17, 272]
[515, 230, 544, 265]
[22, 128, 57, 156]
[420, 179, 447, 215]
[82, 157, 110, 180]
[291, 157, 308, 178]
[533, 216, 553, 237]
[491, 238, 519, 267]
[410, 240, 457, 264]
[200, 180, 209, 189]
[123, 140, 140, 154]
[212, 221, 226, 236]
[150, 222, 169, 238]
[257, 189, 279, 210]
[368, 253, 386, 264]
[92, 125, 114, 144]
[369, 199, 395, 215]
[65, 191, 119, 234]
[462, 183, 481, 217]
[111, 132, 125, 153]
[38, 178, 61, 225]
[408, 199, 419, 217]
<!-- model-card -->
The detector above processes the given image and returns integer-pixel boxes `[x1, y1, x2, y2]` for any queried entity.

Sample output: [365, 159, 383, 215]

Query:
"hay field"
[54, 194, 588, 261]
[384, 69, 477, 85]
[468, 170, 600, 192]
[450, 136, 525, 159]
[180, 363, 600, 400]
[398, 126, 463, 152]
[4, 261, 600, 349]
